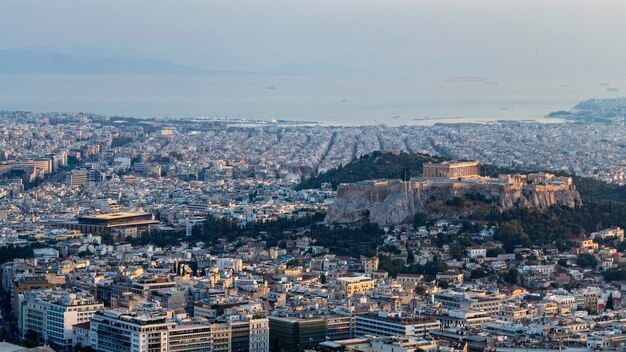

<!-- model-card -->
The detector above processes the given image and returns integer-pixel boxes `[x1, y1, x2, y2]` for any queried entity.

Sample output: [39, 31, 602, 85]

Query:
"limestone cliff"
[325, 177, 582, 226]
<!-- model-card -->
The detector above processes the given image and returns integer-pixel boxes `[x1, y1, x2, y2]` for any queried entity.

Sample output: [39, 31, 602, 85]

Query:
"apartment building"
[90, 310, 174, 352]
[354, 313, 440, 339]
[89, 308, 268, 352]
[336, 276, 375, 297]
[18, 290, 103, 349]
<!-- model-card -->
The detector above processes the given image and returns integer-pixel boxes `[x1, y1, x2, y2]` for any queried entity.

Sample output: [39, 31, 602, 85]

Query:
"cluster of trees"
[602, 269, 626, 282]
[576, 253, 598, 269]
[489, 202, 626, 253]
[188, 211, 326, 246]
[481, 161, 626, 251]
[305, 222, 385, 258]
[0, 244, 40, 265]
[130, 212, 326, 249]
[128, 230, 183, 247]
[297, 151, 446, 190]
[378, 256, 449, 279]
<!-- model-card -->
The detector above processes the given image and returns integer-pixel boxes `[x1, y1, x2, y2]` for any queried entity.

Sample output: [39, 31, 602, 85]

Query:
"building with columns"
[423, 161, 480, 179]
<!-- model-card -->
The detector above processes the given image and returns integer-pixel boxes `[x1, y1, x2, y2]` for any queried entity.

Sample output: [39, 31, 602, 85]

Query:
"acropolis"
[325, 160, 582, 226]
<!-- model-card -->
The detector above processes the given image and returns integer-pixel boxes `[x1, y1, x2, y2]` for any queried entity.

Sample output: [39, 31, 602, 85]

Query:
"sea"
[0, 74, 623, 126]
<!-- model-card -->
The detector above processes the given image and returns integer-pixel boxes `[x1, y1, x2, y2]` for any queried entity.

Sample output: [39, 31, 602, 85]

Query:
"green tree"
[503, 268, 521, 285]
[286, 259, 302, 268]
[487, 247, 505, 258]
[576, 253, 598, 269]
[449, 245, 465, 260]
[407, 247, 415, 265]
[603, 269, 626, 282]
[471, 269, 488, 279]
[413, 212, 429, 228]
[606, 293, 615, 310]
[494, 220, 530, 253]
[406, 249, 415, 265]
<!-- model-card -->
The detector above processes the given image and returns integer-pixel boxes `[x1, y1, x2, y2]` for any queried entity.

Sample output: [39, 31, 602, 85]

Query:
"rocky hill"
[325, 175, 582, 227]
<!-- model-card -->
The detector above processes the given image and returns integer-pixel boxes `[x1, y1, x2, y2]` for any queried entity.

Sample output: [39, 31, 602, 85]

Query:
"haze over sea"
[0, 74, 623, 126]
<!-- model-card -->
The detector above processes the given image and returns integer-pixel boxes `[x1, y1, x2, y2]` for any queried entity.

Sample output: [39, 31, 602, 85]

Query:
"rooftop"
[79, 212, 151, 220]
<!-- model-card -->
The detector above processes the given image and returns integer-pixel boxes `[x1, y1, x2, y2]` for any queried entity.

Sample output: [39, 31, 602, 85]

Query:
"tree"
[320, 274, 327, 284]
[606, 293, 615, 310]
[449, 245, 465, 260]
[23, 329, 42, 348]
[494, 220, 530, 253]
[471, 269, 488, 279]
[576, 253, 598, 269]
[603, 269, 626, 282]
[413, 212, 429, 228]
[406, 247, 415, 265]
[286, 259, 301, 268]
[487, 247, 505, 258]
[0, 244, 36, 265]
[503, 268, 521, 285]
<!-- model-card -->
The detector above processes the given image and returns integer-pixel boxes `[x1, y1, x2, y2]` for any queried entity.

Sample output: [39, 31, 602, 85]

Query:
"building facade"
[423, 161, 480, 179]
[18, 290, 103, 349]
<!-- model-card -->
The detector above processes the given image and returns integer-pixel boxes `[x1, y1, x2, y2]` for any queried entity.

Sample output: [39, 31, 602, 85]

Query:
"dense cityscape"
[1, 110, 626, 352]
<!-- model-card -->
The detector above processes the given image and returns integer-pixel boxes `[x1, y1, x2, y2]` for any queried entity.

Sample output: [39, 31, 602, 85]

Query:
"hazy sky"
[2, 0, 626, 79]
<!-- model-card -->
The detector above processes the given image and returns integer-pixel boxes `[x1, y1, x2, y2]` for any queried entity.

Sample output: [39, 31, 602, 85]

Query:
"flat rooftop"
[79, 212, 151, 220]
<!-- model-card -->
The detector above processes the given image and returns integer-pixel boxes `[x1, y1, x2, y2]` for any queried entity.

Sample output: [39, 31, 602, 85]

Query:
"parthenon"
[423, 161, 480, 179]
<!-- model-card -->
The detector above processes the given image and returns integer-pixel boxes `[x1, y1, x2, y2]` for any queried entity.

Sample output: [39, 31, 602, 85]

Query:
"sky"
[2, 0, 626, 79]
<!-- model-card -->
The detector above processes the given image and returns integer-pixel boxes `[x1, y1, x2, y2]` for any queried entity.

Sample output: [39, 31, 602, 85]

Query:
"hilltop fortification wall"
[325, 175, 582, 226]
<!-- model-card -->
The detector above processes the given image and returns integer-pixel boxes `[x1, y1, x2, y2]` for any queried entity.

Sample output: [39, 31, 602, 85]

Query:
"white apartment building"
[18, 290, 103, 349]
[354, 312, 440, 339]
[90, 309, 175, 352]
[216, 258, 243, 272]
[249, 318, 270, 352]
[89, 308, 268, 352]
[466, 246, 487, 259]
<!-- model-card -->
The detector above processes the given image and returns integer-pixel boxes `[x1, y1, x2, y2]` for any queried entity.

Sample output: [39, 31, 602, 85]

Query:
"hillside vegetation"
[297, 151, 447, 190]
[301, 151, 626, 251]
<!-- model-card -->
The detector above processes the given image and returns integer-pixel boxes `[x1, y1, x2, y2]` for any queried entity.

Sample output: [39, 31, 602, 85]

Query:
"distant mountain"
[266, 62, 373, 76]
[0, 50, 230, 75]
[0, 51, 374, 77]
